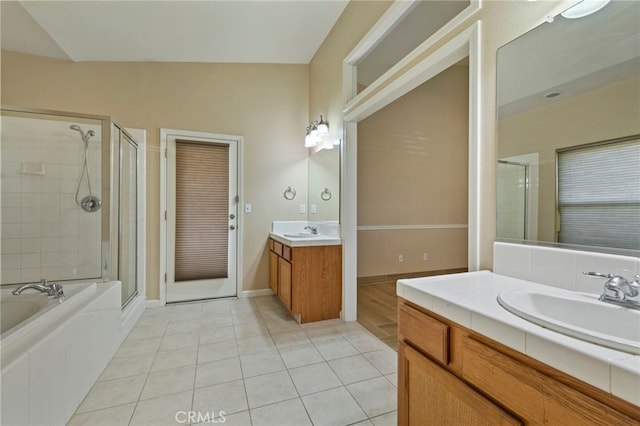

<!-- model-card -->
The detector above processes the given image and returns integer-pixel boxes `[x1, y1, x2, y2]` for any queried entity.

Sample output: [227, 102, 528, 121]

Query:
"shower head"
[70, 124, 94, 144]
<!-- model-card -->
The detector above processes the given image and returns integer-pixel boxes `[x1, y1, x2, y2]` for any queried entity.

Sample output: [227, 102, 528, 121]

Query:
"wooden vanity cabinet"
[268, 238, 341, 323]
[397, 298, 640, 426]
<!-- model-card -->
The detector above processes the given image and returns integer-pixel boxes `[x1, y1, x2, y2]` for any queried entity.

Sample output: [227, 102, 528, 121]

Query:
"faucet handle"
[582, 271, 613, 279]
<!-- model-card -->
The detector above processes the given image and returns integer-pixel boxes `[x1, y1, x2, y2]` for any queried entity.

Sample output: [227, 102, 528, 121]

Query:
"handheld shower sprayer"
[70, 124, 101, 213]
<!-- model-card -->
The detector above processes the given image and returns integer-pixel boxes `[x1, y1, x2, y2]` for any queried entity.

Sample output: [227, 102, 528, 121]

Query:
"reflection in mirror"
[496, 0, 640, 254]
[308, 147, 339, 222]
[356, 0, 469, 93]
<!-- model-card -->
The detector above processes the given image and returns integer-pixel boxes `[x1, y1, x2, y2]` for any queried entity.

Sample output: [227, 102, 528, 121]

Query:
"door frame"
[160, 128, 243, 306]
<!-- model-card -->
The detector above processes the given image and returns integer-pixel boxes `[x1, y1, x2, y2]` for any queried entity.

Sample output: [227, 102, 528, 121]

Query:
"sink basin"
[498, 288, 640, 354]
[283, 232, 319, 238]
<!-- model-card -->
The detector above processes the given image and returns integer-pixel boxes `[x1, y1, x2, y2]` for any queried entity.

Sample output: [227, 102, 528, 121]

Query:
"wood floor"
[357, 281, 398, 351]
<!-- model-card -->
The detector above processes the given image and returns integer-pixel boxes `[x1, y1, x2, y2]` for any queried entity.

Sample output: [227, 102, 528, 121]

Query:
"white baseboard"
[240, 288, 275, 298]
[120, 295, 146, 344]
[146, 299, 163, 308]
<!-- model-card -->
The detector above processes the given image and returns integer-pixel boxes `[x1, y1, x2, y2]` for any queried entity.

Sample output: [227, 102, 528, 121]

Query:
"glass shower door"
[116, 125, 138, 307]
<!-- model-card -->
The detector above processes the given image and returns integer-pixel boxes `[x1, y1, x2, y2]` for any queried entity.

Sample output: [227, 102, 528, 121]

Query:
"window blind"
[557, 137, 640, 250]
[175, 140, 229, 281]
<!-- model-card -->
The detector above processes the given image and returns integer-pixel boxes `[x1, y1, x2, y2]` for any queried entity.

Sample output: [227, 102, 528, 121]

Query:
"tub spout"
[12, 279, 65, 299]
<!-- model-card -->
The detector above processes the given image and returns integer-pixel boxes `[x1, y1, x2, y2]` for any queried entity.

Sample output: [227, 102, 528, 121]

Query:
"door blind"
[175, 140, 229, 281]
[557, 136, 640, 250]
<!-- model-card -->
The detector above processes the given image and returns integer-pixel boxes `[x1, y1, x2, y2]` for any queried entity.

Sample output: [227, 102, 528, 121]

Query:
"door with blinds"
[166, 135, 238, 302]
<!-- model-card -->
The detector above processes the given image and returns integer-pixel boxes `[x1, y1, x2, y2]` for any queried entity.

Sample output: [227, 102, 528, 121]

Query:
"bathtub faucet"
[12, 279, 65, 299]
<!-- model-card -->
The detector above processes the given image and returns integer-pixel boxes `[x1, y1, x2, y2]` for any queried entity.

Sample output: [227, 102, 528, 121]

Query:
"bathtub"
[1, 281, 122, 426]
[1, 282, 96, 341]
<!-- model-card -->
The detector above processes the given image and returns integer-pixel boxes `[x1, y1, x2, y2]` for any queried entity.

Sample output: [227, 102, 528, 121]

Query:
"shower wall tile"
[1, 115, 102, 284]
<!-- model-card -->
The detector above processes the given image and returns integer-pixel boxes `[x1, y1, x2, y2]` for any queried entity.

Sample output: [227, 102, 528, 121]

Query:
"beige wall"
[498, 74, 640, 242]
[309, 0, 573, 271]
[357, 65, 469, 277]
[1, 51, 310, 298]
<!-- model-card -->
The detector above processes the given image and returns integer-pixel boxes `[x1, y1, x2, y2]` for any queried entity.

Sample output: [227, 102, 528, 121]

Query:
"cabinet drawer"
[399, 302, 449, 365]
[272, 240, 283, 257]
[282, 245, 292, 261]
[461, 337, 545, 423]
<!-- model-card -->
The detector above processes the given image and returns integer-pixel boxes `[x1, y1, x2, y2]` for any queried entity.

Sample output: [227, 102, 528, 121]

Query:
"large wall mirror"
[308, 147, 339, 222]
[496, 0, 640, 255]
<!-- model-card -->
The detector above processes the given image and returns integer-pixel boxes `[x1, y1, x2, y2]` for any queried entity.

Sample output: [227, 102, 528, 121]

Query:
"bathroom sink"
[283, 232, 320, 238]
[498, 288, 640, 354]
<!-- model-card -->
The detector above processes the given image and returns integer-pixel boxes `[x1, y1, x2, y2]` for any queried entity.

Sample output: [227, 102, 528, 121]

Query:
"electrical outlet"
[310, 204, 317, 214]
[299, 203, 306, 214]
[423, 252, 428, 261]
[399, 254, 404, 262]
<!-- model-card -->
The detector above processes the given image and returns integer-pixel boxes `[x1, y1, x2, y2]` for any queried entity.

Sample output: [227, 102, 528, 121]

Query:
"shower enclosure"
[0, 107, 139, 308]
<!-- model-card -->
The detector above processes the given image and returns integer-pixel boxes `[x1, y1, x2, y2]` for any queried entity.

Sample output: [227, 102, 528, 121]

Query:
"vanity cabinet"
[268, 238, 341, 323]
[397, 298, 640, 426]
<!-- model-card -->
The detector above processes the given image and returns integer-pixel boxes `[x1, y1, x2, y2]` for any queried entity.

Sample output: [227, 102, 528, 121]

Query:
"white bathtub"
[0, 282, 96, 341]
[1, 281, 122, 426]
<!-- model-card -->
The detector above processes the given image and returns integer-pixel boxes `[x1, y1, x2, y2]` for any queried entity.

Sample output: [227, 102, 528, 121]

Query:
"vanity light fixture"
[305, 115, 329, 148]
[561, 0, 610, 19]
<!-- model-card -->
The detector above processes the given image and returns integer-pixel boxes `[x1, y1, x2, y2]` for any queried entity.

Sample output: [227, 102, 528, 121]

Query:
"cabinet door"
[278, 257, 292, 310]
[398, 342, 522, 426]
[268, 251, 278, 294]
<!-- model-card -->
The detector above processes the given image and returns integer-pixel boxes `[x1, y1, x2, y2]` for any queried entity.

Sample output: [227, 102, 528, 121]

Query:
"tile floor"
[68, 296, 398, 426]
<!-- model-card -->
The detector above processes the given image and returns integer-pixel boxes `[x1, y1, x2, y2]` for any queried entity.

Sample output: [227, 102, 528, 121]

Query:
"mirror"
[308, 147, 340, 222]
[496, 0, 640, 254]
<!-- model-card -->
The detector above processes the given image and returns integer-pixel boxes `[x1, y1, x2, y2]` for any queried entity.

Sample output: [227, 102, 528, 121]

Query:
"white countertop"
[269, 232, 341, 247]
[397, 270, 640, 407]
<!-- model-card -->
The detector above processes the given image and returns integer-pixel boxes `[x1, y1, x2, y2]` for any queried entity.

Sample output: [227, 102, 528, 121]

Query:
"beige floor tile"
[129, 390, 193, 426]
[244, 370, 298, 409]
[234, 322, 269, 339]
[236, 334, 276, 355]
[314, 337, 359, 361]
[98, 352, 155, 382]
[159, 330, 200, 352]
[346, 332, 389, 353]
[192, 379, 248, 416]
[200, 316, 234, 328]
[114, 336, 161, 358]
[271, 329, 312, 349]
[250, 398, 312, 426]
[301, 386, 367, 426]
[240, 349, 285, 378]
[151, 346, 198, 372]
[67, 402, 136, 426]
[347, 376, 397, 418]
[328, 354, 381, 385]
[76, 374, 146, 413]
[289, 362, 342, 396]
[385, 373, 398, 387]
[126, 323, 168, 341]
[198, 340, 239, 363]
[207, 410, 251, 425]
[164, 319, 202, 336]
[371, 410, 398, 426]
[195, 357, 243, 388]
[278, 344, 324, 369]
[140, 365, 196, 400]
[362, 348, 397, 375]
[199, 325, 236, 345]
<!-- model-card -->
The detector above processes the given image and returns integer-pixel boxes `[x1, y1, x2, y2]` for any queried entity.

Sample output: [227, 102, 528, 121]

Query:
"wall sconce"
[305, 115, 329, 148]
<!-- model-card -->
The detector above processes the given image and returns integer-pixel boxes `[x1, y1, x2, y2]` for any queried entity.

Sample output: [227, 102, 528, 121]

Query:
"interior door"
[166, 133, 238, 302]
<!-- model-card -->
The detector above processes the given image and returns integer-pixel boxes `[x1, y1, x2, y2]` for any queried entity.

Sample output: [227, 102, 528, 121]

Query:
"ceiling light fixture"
[561, 0, 610, 19]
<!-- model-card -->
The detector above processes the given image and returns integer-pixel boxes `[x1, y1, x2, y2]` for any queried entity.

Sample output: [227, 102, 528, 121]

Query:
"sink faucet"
[583, 272, 640, 310]
[12, 279, 65, 299]
[304, 226, 318, 235]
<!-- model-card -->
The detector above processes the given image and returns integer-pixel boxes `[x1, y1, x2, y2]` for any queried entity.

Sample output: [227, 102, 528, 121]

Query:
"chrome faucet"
[304, 226, 318, 235]
[12, 279, 65, 299]
[583, 272, 640, 310]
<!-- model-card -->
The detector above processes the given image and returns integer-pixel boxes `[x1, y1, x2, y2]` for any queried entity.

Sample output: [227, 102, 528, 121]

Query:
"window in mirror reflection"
[496, 0, 640, 254]
[557, 136, 640, 250]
